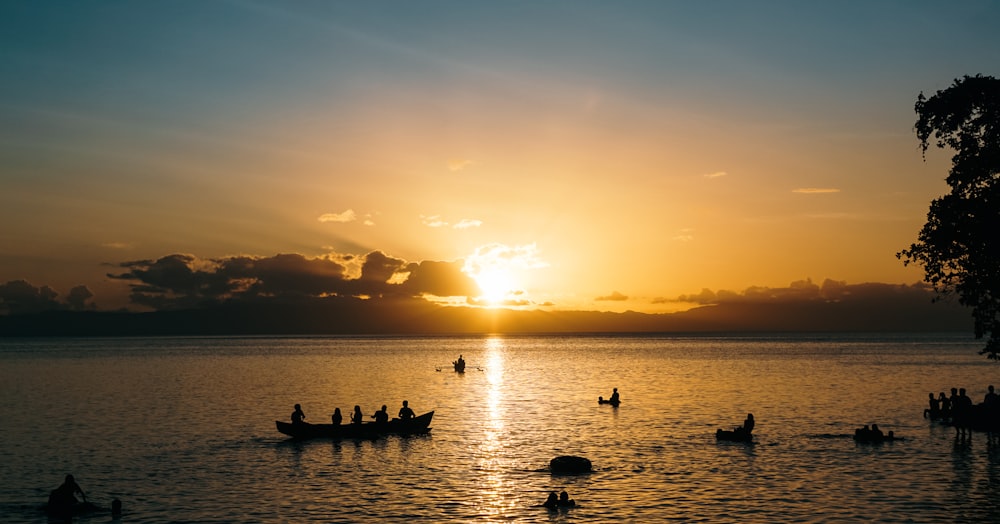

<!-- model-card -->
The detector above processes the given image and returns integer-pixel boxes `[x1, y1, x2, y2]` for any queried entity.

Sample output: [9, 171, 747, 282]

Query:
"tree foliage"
[898, 74, 1000, 358]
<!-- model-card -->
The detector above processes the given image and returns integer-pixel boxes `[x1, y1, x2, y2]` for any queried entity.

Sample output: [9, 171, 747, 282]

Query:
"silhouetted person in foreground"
[741, 413, 755, 435]
[351, 405, 364, 425]
[331, 407, 343, 425]
[609, 388, 620, 404]
[558, 491, 576, 507]
[111, 498, 122, 518]
[48, 474, 86, 517]
[372, 405, 389, 424]
[291, 404, 305, 425]
[398, 400, 415, 420]
[543, 491, 558, 509]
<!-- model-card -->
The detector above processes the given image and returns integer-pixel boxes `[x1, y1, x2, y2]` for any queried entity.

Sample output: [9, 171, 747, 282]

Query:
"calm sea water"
[1, 333, 999, 523]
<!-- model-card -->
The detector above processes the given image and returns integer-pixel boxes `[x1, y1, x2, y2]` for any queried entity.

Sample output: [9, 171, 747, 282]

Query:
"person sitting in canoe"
[372, 405, 389, 424]
[558, 491, 576, 507]
[398, 400, 415, 420]
[542, 491, 558, 509]
[351, 405, 364, 425]
[291, 404, 306, 425]
[331, 407, 343, 425]
[741, 413, 755, 435]
[48, 474, 86, 516]
[599, 388, 621, 405]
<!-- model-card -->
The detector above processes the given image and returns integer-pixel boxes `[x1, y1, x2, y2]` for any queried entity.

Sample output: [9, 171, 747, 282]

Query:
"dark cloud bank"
[0, 252, 973, 337]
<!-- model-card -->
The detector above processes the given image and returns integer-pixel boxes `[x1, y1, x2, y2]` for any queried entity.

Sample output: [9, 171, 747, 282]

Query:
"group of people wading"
[924, 385, 1000, 440]
[291, 400, 416, 426]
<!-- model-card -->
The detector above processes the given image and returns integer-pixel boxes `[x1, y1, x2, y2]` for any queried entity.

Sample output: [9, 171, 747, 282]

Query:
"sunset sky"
[2, 1, 998, 314]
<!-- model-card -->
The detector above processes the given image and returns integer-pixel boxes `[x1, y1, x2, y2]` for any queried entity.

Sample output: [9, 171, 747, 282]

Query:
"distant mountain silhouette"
[0, 291, 970, 336]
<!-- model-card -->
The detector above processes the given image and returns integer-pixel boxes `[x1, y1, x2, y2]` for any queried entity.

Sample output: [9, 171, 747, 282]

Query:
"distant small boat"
[597, 397, 620, 406]
[715, 429, 753, 442]
[453, 359, 466, 372]
[276, 411, 434, 439]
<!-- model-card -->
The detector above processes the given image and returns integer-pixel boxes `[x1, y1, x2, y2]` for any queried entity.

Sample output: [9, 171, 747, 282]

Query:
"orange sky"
[1, 2, 997, 314]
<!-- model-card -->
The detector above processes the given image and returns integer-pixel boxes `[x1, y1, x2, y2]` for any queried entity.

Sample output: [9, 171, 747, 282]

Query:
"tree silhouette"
[898, 74, 1000, 358]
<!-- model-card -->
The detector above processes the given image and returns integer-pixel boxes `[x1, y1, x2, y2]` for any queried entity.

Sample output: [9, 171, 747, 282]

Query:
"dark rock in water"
[550, 455, 592, 473]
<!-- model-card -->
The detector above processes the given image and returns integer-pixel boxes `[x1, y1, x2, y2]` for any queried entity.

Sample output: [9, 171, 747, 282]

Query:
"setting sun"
[462, 243, 546, 306]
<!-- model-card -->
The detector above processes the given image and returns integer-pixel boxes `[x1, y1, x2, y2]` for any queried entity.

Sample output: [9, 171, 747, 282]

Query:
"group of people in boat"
[542, 490, 576, 509]
[923, 384, 1000, 439]
[291, 400, 417, 426]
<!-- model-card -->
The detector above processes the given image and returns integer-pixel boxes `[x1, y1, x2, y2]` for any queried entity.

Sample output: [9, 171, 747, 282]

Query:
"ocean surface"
[1, 333, 999, 523]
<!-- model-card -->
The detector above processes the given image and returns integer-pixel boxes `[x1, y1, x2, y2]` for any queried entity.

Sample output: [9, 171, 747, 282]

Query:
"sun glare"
[463, 243, 547, 307]
[473, 269, 516, 305]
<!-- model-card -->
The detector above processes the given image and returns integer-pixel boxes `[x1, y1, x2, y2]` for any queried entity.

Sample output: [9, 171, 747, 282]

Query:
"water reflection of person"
[331, 407, 343, 425]
[351, 405, 364, 425]
[291, 404, 305, 424]
[398, 400, 415, 420]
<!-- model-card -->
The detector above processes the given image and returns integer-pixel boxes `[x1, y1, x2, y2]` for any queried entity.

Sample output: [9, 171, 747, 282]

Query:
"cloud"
[106, 250, 481, 310]
[673, 228, 694, 242]
[102, 242, 132, 249]
[792, 188, 841, 194]
[448, 159, 474, 172]
[0, 279, 62, 314]
[421, 215, 483, 229]
[318, 210, 357, 223]
[596, 291, 628, 301]
[453, 219, 483, 229]
[421, 215, 448, 228]
[704, 171, 728, 178]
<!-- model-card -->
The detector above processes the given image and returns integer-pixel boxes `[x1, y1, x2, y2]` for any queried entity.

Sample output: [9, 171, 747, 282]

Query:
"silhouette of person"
[558, 491, 576, 507]
[939, 392, 952, 419]
[742, 413, 755, 435]
[398, 400, 415, 420]
[112, 498, 122, 518]
[48, 474, 86, 516]
[543, 491, 558, 509]
[351, 405, 364, 425]
[871, 424, 884, 440]
[291, 404, 305, 425]
[331, 407, 343, 425]
[372, 404, 389, 424]
[609, 388, 620, 404]
[925, 392, 941, 418]
[985, 385, 999, 407]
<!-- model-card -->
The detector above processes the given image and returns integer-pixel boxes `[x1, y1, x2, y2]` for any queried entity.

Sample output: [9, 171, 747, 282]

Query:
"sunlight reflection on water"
[2, 334, 999, 523]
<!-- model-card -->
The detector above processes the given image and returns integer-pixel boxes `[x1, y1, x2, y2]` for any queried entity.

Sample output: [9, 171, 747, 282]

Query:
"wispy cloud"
[422, 215, 483, 229]
[792, 188, 840, 194]
[673, 228, 694, 242]
[101, 242, 132, 249]
[448, 159, 474, 172]
[421, 215, 448, 228]
[704, 171, 728, 179]
[318, 210, 357, 223]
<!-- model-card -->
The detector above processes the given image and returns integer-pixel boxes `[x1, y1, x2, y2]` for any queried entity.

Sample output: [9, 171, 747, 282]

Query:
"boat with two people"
[598, 387, 621, 406]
